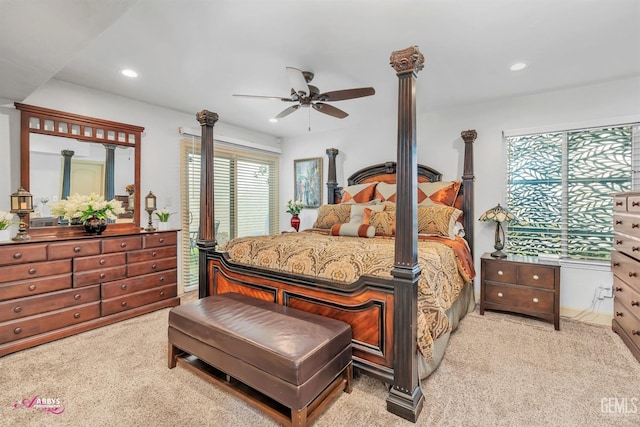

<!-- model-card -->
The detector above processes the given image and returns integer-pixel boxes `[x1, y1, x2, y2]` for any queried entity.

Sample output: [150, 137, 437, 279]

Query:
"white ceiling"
[1, 0, 639, 139]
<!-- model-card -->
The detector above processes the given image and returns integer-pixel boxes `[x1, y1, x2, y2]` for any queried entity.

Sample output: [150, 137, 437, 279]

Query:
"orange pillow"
[417, 181, 461, 206]
[341, 182, 378, 204]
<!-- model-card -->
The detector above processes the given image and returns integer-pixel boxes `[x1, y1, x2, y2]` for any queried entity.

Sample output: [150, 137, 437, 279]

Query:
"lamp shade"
[10, 186, 34, 213]
[479, 203, 515, 223]
[145, 191, 157, 210]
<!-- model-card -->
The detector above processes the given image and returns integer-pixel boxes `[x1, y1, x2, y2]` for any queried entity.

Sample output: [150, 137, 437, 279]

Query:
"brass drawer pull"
[615, 311, 623, 317]
[532, 297, 539, 303]
[28, 268, 37, 275]
[532, 274, 539, 280]
[28, 284, 37, 291]
[121, 284, 127, 290]
[13, 252, 22, 259]
[73, 246, 81, 253]
[497, 292, 504, 298]
[74, 294, 81, 300]
[120, 242, 127, 248]
[73, 313, 80, 319]
[13, 306, 22, 313]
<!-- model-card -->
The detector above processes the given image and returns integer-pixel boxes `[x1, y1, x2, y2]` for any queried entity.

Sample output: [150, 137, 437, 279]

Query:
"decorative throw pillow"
[417, 205, 462, 239]
[417, 181, 461, 206]
[330, 223, 376, 238]
[374, 182, 397, 203]
[340, 182, 378, 204]
[369, 211, 396, 235]
[312, 204, 351, 229]
[349, 204, 385, 224]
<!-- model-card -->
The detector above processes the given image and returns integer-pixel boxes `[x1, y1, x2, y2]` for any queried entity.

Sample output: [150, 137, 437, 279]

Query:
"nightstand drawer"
[483, 261, 517, 283]
[484, 283, 554, 314]
[518, 264, 556, 289]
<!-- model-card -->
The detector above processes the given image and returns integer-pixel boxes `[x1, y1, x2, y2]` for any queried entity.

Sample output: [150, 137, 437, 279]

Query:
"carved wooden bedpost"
[387, 46, 425, 422]
[326, 148, 339, 204]
[196, 109, 219, 298]
[461, 130, 477, 258]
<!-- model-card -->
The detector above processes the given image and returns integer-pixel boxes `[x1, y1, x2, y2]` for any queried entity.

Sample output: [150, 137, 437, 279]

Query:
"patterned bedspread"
[219, 231, 475, 362]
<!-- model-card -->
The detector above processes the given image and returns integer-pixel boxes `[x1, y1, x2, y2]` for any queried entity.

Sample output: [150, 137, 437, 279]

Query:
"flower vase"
[0, 229, 9, 242]
[290, 214, 300, 232]
[158, 222, 169, 231]
[83, 216, 107, 235]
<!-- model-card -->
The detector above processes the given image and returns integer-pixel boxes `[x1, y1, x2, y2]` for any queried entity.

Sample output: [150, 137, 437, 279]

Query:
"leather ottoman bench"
[168, 292, 352, 426]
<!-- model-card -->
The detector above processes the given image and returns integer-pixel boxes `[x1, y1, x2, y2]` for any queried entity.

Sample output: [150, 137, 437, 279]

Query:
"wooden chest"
[611, 192, 640, 362]
[0, 230, 180, 357]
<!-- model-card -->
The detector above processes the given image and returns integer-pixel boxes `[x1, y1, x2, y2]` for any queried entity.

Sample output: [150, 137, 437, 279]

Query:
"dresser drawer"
[0, 285, 100, 322]
[101, 283, 177, 316]
[127, 246, 177, 263]
[73, 252, 126, 272]
[144, 232, 177, 248]
[48, 240, 101, 260]
[127, 258, 177, 277]
[0, 274, 72, 301]
[0, 260, 71, 284]
[611, 251, 640, 290]
[627, 195, 640, 214]
[0, 302, 100, 343]
[613, 299, 640, 350]
[102, 236, 142, 253]
[613, 213, 640, 237]
[483, 261, 517, 284]
[614, 276, 640, 317]
[613, 195, 628, 212]
[613, 232, 640, 260]
[518, 264, 556, 289]
[101, 269, 177, 299]
[73, 266, 127, 288]
[0, 244, 47, 265]
[484, 283, 554, 314]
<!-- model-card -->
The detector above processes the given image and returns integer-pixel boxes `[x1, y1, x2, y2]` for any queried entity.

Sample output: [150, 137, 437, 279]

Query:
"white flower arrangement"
[50, 193, 125, 222]
[286, 199, 305, 215]
[0, 210, 14, 230]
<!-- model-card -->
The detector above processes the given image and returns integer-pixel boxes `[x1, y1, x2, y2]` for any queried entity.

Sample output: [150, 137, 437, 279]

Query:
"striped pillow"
[330, 223, 376, 238]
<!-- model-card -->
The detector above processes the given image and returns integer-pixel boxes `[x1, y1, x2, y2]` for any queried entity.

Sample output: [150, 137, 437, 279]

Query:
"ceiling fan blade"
[316, 87, 375, 102]
[233, 94, 297, 102]
[286, 67, 309, 97]
[275, 104, 301, 119]
[312, 103, 348, 119]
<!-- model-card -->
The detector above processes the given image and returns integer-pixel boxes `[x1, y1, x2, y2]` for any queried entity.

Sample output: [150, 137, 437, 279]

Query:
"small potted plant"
[155, 207, 174, 231]
[286, 199, 304, 231]
[0, 210, 14, 241]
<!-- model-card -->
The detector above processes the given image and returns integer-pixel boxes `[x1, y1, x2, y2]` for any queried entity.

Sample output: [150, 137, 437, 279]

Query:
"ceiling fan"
[233, 67, 375, 120]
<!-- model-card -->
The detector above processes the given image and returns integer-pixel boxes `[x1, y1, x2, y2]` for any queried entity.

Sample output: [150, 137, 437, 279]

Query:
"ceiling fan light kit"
[234, 67, 375, 121]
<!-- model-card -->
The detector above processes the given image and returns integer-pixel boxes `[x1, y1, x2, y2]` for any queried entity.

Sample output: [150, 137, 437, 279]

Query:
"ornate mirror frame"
[15, 103, 143, 236]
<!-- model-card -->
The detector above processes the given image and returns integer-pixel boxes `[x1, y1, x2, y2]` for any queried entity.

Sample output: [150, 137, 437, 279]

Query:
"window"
[505, 124, 639, 261]
[180, 138, 279, 291]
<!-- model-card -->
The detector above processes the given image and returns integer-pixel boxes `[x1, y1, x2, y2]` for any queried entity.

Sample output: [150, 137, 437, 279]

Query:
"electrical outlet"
[602, 287, 613, 298]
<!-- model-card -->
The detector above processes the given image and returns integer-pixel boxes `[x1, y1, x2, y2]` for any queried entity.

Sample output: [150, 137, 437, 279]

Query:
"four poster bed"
[194, 46, 477, 421]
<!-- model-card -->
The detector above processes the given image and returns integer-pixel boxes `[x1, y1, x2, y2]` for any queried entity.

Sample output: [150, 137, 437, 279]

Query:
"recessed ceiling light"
[269, 118, 278, 123]
[121, 69, 138, 78]
[509, 62, 527, 71]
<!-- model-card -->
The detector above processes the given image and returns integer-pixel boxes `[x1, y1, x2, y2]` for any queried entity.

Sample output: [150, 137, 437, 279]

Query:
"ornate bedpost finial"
[196, 110, 219, 127]
[461, 129, 477, 143]
[390, 46, 425, 75]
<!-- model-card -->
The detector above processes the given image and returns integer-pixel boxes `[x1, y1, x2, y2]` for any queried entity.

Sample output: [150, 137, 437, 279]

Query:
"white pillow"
[349, 203, 384, 224]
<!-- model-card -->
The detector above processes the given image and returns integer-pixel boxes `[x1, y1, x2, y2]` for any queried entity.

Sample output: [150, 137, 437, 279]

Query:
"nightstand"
[480, 253, 561, 330]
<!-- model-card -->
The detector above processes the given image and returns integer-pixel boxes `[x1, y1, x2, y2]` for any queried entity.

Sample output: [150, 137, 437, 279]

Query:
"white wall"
[281, 75, 640, 323]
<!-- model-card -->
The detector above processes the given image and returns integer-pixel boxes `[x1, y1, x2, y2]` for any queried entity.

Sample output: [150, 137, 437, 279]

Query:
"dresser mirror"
[16, 103, 143, 234]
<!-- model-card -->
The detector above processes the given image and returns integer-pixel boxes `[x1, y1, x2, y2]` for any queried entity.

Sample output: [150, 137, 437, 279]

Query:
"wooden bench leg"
[291, 406, 308, 427]
[344, 363, 353, 394]
[168, 342, 179, 369]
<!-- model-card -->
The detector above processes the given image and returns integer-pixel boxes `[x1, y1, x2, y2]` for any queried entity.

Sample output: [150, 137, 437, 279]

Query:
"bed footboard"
[207, 251, 396, 382]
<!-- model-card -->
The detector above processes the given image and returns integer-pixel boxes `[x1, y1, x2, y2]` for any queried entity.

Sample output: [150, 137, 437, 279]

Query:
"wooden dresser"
[0, 230, 180, 357]
[611, 191, 640, 362]
[480, 252, 561, 330]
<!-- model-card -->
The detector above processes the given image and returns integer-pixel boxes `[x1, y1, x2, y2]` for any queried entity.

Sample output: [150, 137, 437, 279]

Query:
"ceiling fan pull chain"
[308, 106, 311, 132]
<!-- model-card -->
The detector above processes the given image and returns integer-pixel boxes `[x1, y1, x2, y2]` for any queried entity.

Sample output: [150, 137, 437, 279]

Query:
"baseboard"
[560, 307, 612, 326]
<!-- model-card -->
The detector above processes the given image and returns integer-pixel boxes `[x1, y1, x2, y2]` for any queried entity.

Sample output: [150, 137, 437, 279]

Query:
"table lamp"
[479, 203, 516, 258]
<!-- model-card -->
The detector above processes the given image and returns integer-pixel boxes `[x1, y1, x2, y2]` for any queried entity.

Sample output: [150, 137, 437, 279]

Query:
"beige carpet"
[1, 293, 639, 427]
